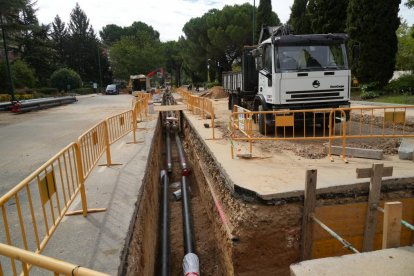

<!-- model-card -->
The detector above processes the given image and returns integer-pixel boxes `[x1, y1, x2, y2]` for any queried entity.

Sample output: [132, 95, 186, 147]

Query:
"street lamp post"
[1, 14, 16, 102]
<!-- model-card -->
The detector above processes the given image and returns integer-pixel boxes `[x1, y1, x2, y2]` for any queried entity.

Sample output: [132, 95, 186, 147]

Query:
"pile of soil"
[200, 86, 228, 99]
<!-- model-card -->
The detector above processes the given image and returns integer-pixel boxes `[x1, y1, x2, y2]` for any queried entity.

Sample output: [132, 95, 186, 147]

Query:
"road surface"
[0, 94, 134, 196]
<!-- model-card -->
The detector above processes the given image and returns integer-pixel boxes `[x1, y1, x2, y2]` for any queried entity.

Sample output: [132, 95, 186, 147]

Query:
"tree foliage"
[307, 0, 348, 33]
[181, 4, 261, 83]
[347, 0, 401, 86]
[396, 21, 414, 71]
[289, 0, 311, 34]
[50, 68, 82, 91]
[256, 0, 280, 41]
[108, 21, 164, 80]
[11, 59, 36, 88]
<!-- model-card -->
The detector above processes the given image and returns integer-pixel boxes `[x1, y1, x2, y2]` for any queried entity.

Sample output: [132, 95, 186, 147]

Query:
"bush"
[0, 94, 11, 102]
[15, 94, 33, 100]
[50, 68, 82, 91]
[207, 81, 220, 89]
[74, 87, 94, 95]
[35, 87, 59, 95]
[385, 74, 414, 94]
[360, 82, 381, 99]
[12, 60, 37, 89]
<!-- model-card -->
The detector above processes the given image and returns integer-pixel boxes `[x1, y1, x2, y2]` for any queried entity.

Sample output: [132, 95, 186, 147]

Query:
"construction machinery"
[223, 24, 357, 134]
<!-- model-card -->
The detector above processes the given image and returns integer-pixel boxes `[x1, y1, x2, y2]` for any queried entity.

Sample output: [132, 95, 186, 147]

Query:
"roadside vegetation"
[0, 0, 413, 103]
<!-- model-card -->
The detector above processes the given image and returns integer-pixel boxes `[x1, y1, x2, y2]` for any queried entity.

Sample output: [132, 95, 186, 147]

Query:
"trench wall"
[181, 111, 414, 275]
[121, 117, 162, 276]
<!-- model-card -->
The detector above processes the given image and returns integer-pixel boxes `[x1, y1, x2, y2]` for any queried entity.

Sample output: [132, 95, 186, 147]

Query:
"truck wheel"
[258, 105, 274, 135]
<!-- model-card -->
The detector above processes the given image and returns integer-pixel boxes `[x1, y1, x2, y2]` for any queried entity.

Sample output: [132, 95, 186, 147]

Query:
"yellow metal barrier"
[172, 88, 217, 139]
[0, 243, 109, 275]
[106, 110, 135, 145]
[0, 143, 85, 274]
[230, 105, 414, 161]
[0, 96, 145, 275]
[77, 121, 108, 178]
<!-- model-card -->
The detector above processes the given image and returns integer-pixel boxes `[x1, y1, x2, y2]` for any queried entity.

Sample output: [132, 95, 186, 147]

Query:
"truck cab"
[255, 33, 351, 112]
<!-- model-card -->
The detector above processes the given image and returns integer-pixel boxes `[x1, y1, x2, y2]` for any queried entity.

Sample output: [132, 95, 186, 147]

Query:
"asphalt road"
[0, 93, 134, 196]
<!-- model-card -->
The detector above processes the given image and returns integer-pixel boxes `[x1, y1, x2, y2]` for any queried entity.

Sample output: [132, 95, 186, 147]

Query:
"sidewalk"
[37, 115, 158, 275]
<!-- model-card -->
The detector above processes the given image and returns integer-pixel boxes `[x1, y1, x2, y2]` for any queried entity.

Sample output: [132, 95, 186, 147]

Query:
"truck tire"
[258, 105, 274, 135]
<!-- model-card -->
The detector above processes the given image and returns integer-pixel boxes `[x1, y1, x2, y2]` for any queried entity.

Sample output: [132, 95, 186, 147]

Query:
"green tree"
[99, 24, 124, 46]
[163, 40, 183, 86]
[51, 15, 68, 66]
[396, 21, 414, 71]
[256, 0, 280, 41]
[50, 68, 82, 91]
[66, 3, 107, 83]
[307, 0, 348, 33]
[108, 21, 164, 80]
[11, 59, 36, 88]
[347, 0, 401, 86]
[289, 0, 312, 34]
[406, 0, 414, 7]
[182, 4, 256, 83]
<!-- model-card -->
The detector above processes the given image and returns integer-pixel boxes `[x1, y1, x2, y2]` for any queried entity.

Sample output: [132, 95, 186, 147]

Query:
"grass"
[351, 89, 414, 105]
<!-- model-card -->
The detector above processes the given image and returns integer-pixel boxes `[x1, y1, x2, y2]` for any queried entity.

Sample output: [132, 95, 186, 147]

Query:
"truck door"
[258, 43, 279, 107]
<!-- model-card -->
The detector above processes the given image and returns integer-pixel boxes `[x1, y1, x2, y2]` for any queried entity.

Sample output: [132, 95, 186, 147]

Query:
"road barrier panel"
[0, 96, 146, 274]
[229, 105, 414, 162]
[0, 143, 85, 273]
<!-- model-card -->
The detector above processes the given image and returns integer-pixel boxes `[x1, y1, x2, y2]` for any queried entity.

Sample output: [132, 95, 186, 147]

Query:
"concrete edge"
[117, 116, 161, 276]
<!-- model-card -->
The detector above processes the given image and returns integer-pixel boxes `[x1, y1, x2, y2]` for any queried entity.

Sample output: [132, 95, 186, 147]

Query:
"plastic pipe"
[160, 170, 170, 276]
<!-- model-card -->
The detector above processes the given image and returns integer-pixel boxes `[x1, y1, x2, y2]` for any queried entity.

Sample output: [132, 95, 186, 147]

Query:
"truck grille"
[285, 89, 344, 102]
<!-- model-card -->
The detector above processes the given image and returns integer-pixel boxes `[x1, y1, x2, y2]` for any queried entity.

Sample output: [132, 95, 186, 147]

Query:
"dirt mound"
[200, 86, 228, 99]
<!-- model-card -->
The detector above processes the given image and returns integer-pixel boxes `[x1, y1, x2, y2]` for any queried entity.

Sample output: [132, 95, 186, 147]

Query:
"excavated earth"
[121, 92, 414, 275]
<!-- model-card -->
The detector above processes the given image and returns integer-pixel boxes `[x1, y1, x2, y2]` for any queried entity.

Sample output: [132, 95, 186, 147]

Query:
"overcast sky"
[35, 0, 414, 42]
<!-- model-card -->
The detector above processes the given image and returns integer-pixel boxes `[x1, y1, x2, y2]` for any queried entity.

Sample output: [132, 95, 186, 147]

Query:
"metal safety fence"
[229, 105, 414, 161]
[0, 97, 146, 275]
[176, 88, 216, 139]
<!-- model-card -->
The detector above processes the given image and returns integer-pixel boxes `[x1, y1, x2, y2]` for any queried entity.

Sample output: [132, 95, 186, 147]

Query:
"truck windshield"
[277, 43, 348, 72]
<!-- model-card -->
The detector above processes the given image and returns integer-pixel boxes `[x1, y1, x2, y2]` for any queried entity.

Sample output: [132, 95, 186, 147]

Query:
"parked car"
[105, 84, 119, 95]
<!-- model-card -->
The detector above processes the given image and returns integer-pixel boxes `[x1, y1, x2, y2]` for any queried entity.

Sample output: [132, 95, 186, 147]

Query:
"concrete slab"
[39, 115, 159, 275]
[182, 97, 414, 201]
[290, 246, 414, 276]
[399, 138, 414, 160]
[326, 145, 383, 160]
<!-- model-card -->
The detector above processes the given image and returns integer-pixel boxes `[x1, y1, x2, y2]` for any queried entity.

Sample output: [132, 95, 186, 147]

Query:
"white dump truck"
[223, 25, 357, 134]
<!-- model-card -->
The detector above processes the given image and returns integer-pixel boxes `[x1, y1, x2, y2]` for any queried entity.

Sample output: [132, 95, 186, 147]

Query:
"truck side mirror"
[255, 56, 263, 71]
[352, 43, 360, 61]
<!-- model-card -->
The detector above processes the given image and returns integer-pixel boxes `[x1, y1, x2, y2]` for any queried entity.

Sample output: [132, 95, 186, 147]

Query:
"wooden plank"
[301, 169, 317, 261]
[362, 163, 384, 252]
[382, 202, 402, 249]
[356, 166, 393, 179]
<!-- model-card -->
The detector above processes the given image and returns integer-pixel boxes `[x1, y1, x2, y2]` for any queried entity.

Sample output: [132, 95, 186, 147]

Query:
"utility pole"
[1, 14, 16, 102]
[252, 0, 256, 45]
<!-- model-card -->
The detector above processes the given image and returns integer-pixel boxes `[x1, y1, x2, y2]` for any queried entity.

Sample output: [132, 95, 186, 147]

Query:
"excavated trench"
[121, 110, 414, 276]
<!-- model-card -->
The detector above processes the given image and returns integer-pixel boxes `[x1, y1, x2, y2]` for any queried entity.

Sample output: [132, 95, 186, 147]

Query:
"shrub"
[35, 87, 59, 95]
[385, 74, 414, 94]
[360, 82, 381, 99]
[50, 68, 82, 91]
[0, 94, 11, 102]
[207, 81, 220, 89]
[11, 60, 37, 89]
[74, 87, 94, 95]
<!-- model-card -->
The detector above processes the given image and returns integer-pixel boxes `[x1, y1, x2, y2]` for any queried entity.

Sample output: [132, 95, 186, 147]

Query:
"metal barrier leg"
[66, 143, 107, 217]
[99, 120, 122, 167]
